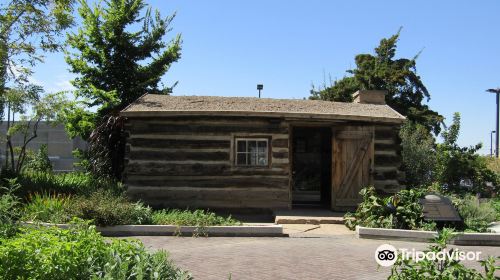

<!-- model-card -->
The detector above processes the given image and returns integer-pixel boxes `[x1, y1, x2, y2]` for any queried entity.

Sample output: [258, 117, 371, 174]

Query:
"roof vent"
[353, 90, 387, 105]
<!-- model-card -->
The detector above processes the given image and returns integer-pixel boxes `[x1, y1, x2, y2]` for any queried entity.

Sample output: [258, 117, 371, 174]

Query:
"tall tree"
[310, 30, 443, 134]
[0, 0, 74, 118]
[66, 0, 182, 138]
[65, 0, 182, 178]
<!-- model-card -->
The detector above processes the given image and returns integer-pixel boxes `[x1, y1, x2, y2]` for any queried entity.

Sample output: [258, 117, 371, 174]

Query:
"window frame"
[234, 137, 270, 167]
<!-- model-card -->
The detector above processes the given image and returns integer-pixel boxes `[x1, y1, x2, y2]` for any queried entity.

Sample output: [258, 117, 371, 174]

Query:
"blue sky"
[33, 0, 500, 154]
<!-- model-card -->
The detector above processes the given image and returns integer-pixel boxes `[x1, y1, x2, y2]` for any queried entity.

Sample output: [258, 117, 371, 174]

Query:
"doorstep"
[273, 209, 346, 225]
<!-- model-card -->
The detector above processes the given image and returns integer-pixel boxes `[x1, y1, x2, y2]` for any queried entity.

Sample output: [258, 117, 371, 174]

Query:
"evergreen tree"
[65, 0, 181, 178]
[311, 30, 443, 134]
[65, 0, 182, 138]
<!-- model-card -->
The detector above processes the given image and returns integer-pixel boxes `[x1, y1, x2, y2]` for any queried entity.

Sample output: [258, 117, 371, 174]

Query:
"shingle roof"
[121, 94, 406, 123]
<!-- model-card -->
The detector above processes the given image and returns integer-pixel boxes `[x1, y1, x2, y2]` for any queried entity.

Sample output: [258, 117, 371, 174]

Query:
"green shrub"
[455, 196, 497, 232]
[493, 198, 500, 220]
[5, 170, 123, 197]
[23, 144, 53, 173]
[0, 179, 21, 238]
[389, 228, 499, 279]
[152, 209, 241, 226]
[22, 193, 72, 224]
[68, 190, 153, 226]
[0, 223, 192, 279]
[400, 121, 436, 188]
[345, 186, 435, 231]
[435, 113, 500, 195]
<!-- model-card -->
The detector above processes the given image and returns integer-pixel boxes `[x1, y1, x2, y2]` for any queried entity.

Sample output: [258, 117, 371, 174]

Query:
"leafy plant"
[68, 189, 153, 226]
[455, 196, 497, 232]
[0, 223, 192, 279]
[7, 170, 123, 197]
[400, 121, 436, 187]
[0, 179, 21, 238]
[436, 113, 499, 195]
[24, 144, 53, 173]
[310, 29, 443, 134]
[152, 209, 241, 227]
[345, 186, 435, 231]
[22, 193, 72, 224]
[389, 228, 499, 279]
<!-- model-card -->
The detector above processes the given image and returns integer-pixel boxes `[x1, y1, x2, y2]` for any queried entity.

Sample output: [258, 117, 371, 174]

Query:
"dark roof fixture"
[257, 84, 263, 98]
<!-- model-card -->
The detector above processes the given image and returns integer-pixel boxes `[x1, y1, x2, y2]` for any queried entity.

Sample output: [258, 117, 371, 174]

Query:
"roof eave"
[120, 110, 406, 124]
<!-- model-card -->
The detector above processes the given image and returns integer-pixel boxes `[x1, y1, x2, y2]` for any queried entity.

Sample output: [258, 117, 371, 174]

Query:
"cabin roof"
[121, 94, 406, 123]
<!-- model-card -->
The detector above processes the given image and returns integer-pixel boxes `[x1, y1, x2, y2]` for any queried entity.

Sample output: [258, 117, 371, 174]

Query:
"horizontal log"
[130, 138, 231, 149]
[130, 123, 288, 135]
[129, 150, 230, 161]
[272, 151, 289, 159]
[375, 128, 398, 139]
[125, 162, 289, 176]
[272, 138, 289, 148]
[374, 142, 400, 152]
[126, 186, 290, 202]
[125, 176, 289, 189]
[139, 198, 290, 209]
[375, 154, 401, 167]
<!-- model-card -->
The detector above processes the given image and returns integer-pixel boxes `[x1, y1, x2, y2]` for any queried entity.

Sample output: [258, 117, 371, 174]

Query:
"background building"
[0, 122, 86, 172]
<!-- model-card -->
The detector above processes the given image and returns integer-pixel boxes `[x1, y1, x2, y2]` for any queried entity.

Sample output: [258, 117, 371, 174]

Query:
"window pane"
[237, 141, 246, 153]
[248, 140, 257, 153]
[258, 153, 268, 166]
[258, 140, 267, 153]
[236, 153, 247, 165]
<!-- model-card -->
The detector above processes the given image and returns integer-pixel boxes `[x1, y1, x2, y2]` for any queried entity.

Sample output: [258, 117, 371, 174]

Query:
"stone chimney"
[353, 90, 387, 105]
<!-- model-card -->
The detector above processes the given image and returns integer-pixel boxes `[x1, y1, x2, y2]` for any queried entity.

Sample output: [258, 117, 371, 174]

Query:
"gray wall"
[0, 121, 87, 171]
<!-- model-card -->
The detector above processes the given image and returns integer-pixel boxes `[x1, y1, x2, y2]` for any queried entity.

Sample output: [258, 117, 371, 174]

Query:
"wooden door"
[331, 126, 374, 211]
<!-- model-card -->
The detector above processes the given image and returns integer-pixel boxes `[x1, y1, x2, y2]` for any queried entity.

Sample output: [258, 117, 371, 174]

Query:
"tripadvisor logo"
[375, 244, 398, 267]
[375, 244, 483, 267]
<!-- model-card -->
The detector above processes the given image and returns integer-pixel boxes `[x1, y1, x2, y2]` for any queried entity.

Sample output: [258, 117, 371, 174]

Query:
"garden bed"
[356, 226, 500, 246]
[24, 221, 284, 237]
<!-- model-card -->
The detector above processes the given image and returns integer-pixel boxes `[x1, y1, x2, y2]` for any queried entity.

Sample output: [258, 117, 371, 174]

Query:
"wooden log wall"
[373, 125, 404, 194]
[123, 116, 290, 209]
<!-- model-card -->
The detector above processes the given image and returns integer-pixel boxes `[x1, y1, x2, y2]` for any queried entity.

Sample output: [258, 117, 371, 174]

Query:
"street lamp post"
[487, 88, 500, 158]
[491, 130, 496, 157]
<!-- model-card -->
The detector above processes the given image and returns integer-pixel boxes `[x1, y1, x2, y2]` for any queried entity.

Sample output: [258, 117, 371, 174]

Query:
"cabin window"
[235, 138, 269, 166]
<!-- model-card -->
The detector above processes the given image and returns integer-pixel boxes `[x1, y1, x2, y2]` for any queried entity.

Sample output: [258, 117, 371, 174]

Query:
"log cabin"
[120, 90, 406, 211]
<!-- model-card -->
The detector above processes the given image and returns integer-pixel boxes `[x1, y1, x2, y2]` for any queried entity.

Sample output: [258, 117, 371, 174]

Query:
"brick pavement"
[133, 229, 500, 280]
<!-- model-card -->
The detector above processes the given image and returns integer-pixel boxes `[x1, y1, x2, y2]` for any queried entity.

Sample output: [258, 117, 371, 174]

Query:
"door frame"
[289, 125, 332, 208]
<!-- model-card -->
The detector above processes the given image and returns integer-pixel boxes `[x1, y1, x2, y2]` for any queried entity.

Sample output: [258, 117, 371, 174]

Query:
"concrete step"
[274, 209, 347, 225]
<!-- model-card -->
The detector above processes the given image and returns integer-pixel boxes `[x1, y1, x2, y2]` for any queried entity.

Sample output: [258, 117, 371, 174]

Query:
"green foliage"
[3, 90, 72, 174]
[435, 113, 499, 194]
[0, 0, 74, 118]
[23, 190, 152, 226]
[0, 179, 21, 238]
[310, 76, 356, 102]
[65, 0, 182, 133]
[64, 0, 182, 179]
[389, 228, 499, 279]
[310, 30, 443, 134]
[22, 192, 72, 224]
[0, 224, 192, 279]
[152, 209, 241, 227]
[455, 196, 497, 232]
[68, 190, 153, 226]
[400, 121, 436, 187]
[7, 170, 122, 197]
[493, 198, 500, 220]
[24, 144, 53, 172]
[345, 186, 435, 231]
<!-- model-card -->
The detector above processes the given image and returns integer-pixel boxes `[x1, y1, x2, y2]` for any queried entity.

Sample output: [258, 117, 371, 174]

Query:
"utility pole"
[491, 130, 496, 157]
[487, 88, 500, 157]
